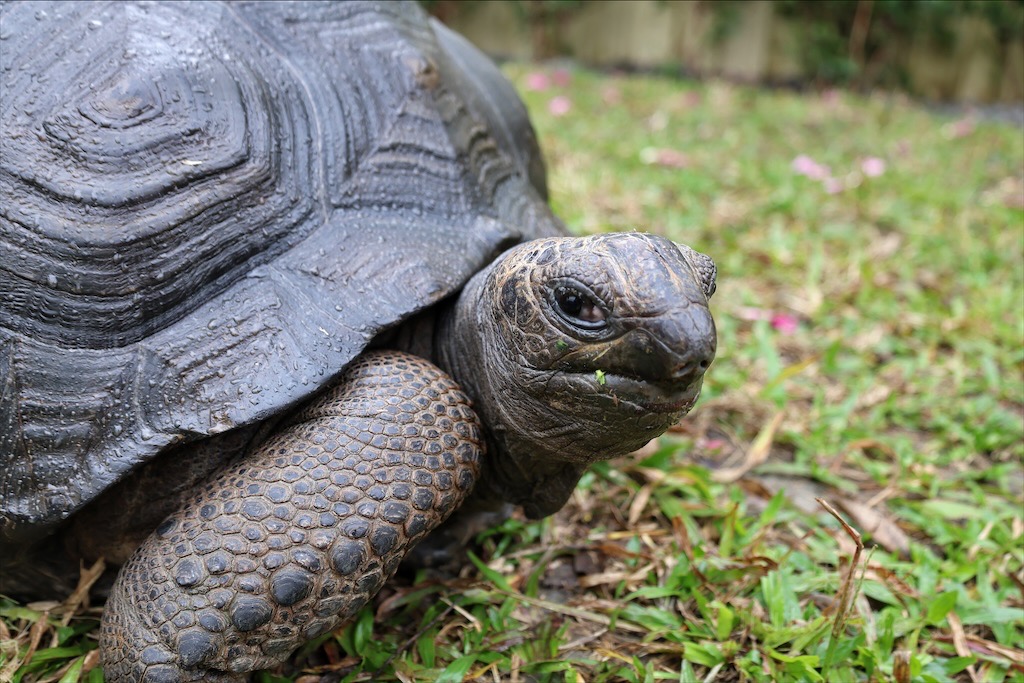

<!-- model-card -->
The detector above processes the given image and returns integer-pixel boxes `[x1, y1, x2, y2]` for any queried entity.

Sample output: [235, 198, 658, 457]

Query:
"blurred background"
[426, 0, 1024, 107]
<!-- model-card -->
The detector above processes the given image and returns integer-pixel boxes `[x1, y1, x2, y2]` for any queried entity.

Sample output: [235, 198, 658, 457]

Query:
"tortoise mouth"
[597, 373, 702, 415]
[547, 369, 702, 417]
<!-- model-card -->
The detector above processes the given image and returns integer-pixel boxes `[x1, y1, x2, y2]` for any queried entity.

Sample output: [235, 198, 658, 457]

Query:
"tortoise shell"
[0, 0, 563, 543]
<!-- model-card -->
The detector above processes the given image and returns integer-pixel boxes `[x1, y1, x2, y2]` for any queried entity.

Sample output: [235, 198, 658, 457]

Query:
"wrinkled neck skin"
[434, 270, 654, 519]
[408, 232, 717, 522]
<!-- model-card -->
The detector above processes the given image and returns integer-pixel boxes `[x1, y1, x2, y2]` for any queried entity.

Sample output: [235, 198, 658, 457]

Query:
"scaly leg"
[100, 351, 482, 682]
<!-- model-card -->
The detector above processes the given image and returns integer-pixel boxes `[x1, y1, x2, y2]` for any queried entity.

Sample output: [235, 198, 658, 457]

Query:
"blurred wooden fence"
[431, 0, 1023, 103]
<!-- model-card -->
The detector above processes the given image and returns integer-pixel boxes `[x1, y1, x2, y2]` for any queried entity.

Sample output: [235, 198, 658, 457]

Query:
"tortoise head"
[441, 232, 717, 518]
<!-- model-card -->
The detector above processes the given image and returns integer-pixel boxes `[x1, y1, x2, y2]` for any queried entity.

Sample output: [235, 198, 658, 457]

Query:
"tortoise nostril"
[671, 352, 713, 386]
[668, 361, 703, 386]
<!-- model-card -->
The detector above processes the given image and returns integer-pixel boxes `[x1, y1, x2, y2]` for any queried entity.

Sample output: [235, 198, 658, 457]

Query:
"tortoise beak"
[590, 307, 716, 393]
[621, 308, 717, 389]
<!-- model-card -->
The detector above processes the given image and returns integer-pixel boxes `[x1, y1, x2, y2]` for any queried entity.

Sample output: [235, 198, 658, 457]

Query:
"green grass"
[3, 68, 1022, 682]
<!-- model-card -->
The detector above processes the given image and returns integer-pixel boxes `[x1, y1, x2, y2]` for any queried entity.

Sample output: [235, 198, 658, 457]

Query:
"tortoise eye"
[554, 286, 606, 326]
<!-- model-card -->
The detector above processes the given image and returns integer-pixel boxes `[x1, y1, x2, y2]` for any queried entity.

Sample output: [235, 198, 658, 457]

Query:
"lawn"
[3, 66, 1022, 682]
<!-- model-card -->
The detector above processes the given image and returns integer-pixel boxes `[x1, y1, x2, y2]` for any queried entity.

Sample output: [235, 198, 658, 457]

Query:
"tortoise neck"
[434, 268, 587, 519]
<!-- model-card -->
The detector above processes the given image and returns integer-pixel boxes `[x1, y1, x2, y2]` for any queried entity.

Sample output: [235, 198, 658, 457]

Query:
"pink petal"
[791, 155, 813, 174]
[524, 72, 550, 92]
[548, 96, 571, 117]
[770, 313, 799, 335]
[792, 155, 830, 181]
[602, 85, 622, 105]
[681, 91, 702, 108]
[861, 157, 886, 177]
[821, 88, 841, 106]
[738, 308, 800, 334]
[735, 307, 773, 322]
[640, 147, 689, 169]
[551, 68, 571, 87]
[701, 438, 727, 452]
[823, 177, 844, 194]
[945, 117, 975, 139]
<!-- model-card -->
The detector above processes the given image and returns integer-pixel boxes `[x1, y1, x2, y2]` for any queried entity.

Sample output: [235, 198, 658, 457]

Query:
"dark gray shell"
[0, 0, 564, 543]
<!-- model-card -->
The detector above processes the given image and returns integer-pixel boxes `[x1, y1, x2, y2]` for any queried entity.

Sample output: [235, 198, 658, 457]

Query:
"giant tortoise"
[0, 1, 717, 680]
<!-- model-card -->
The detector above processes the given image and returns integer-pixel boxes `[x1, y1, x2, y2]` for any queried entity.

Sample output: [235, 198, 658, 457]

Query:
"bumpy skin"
[100, 351, 482, 682]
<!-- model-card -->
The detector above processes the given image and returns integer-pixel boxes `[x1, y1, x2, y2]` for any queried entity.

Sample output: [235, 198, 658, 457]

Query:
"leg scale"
[100, 351, 482, 682]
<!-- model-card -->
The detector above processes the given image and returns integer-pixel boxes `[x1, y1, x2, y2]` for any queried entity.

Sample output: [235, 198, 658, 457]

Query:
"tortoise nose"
[666, 344, 715, 387]
[658, 306, 716, 384]
[618, 308, 716, 388]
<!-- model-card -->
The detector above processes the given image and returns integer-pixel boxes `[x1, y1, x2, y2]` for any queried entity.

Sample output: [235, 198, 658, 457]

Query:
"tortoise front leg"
[100, 351, 482, 682]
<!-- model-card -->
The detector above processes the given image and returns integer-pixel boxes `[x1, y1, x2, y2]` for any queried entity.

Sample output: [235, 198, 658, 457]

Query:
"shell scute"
[0, 1, 563, 545]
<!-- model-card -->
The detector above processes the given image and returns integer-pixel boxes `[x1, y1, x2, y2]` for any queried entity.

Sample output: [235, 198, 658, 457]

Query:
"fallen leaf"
[949, 633, 1024, 668]
[710, 411, 785, 483]
[577, 565, 652, 589]
[22, 608, 49, 671]
[893, 649, 911, 683]
[81, 649, 101, 675]
[863, 564, 919, 602]
[755, 474, 832, 514]
[61, 557, 106, 627]
[835, 497, 911, 557]
[946, 610, 980, 682]
[627, 484, 653, 526]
